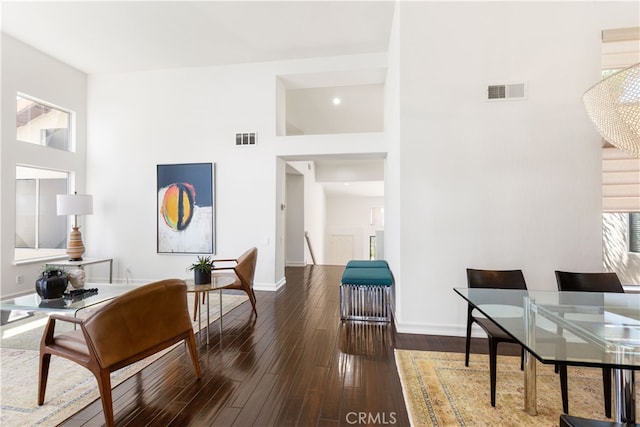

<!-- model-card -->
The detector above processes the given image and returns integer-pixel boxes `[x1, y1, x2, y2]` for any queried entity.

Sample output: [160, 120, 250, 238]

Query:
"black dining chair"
[465, 268, 568, 410]
[554, 270, 624, 418]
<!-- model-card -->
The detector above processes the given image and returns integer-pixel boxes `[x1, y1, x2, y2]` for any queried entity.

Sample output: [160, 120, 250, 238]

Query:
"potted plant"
[188, 256, 214, 285]
[35, 266, 69, 299]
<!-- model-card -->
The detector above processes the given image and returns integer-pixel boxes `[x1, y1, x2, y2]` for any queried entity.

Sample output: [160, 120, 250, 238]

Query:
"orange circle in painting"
[161, 183, 195, 231]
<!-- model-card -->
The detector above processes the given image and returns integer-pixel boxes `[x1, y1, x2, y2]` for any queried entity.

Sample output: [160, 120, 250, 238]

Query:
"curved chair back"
[235, 247, 258, 290]
[466, 269, 527, 290]
[554, 271, 623, 293]
[83, 279, 193, 369]
[39, 278, 200, 427]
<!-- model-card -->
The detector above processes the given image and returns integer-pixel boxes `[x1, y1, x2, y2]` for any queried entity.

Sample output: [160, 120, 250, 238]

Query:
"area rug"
[395, 349, 638, 427]
[0, 292, 248, 426]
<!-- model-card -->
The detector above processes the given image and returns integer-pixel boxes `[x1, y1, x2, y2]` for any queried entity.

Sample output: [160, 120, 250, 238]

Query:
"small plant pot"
[194, 270, 211, 285]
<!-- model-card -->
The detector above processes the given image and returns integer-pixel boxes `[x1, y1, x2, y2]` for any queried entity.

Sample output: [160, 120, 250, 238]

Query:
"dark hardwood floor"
[61, 265, 515, 426]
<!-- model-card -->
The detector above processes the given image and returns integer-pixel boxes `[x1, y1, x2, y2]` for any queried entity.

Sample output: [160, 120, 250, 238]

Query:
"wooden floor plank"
[59, 265, 505, 426]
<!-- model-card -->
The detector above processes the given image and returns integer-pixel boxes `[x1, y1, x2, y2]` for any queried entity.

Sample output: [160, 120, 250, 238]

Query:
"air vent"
[487, 83, 526, 100]
[235, 132, 257, 146]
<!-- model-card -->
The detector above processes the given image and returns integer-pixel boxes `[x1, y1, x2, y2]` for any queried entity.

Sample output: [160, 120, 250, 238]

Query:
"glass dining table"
[454, 288, 639, 423]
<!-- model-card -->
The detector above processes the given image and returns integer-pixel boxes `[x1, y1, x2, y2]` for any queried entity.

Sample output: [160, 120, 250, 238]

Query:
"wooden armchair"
[38, 279, 202, 427]
[193, 247, 258, 319]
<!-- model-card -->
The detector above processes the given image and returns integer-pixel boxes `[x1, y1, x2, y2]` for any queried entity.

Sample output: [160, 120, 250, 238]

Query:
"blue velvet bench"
[345, 260, 389, 269]
[340, 260, 393, 322]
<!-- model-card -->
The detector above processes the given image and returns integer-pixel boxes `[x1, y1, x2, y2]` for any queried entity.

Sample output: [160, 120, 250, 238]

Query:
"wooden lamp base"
[67, 226, 86, 261]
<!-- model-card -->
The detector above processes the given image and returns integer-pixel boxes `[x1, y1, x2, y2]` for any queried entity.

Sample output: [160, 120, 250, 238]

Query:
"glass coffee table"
[185, 273, 236, 345]
[1, 283, 137, 318]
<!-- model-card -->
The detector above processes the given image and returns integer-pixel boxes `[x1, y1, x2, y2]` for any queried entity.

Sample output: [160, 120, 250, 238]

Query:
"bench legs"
[340, 284, 392, 322]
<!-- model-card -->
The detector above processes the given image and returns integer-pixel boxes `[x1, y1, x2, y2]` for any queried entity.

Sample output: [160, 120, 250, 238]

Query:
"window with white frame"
[15, 166, 69, 261]
[14, 93, 76, 262]
[16, 94, 72, 151]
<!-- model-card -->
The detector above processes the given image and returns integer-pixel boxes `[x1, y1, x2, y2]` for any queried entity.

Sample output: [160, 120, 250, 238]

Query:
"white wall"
[384, 1, 402, 315]
[392, 1, 640, 335]
[285, 171, 305, 266]
[325, 195, 384, 261]
[303, 161, 326, 265]
[286, 160, 326, 265]
[86, 54, 387, 289]
[1, 35, 87, 298]
[285, 84, 384, 135]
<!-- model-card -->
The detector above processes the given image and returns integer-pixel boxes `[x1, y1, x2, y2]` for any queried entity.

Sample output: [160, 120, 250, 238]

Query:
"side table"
[185, 273, 236, 345]
[45, 258, 113, 283]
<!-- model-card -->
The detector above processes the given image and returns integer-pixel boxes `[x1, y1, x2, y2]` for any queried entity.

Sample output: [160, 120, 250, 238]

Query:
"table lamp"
[57, 192, 93, 261]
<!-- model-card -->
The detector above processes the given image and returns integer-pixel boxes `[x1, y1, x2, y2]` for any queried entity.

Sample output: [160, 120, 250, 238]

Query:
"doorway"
[282, 156, 385, 267]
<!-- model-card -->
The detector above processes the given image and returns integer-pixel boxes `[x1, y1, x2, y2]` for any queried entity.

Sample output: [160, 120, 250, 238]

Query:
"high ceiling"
[1, 1, 396, 74]
[2, 0, 392, 198]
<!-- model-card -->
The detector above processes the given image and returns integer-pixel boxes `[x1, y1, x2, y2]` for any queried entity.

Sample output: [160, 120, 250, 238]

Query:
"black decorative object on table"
[63, 288, 99, 299]
[35, 268, 68, 300]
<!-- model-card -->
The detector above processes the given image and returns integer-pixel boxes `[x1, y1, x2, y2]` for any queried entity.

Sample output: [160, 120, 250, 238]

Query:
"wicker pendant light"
[583, 63, 640, 158]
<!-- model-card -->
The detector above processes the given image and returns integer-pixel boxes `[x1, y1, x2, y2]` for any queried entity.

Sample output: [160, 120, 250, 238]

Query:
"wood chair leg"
[38, 352, 51, 405]
[489, 338, 498, 407]
[193, 292, 198, 321]
[186, 333, 202, 379]
[602, 368, 612, 418]
[464, 318, 473, 367]
[520, 347, 524, 370]
[559, 365, 569, 414]
[248, 290, 258, 316]
[96, 369, 115, 427]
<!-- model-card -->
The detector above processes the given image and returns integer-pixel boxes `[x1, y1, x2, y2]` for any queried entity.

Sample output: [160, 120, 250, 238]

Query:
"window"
[369, 235, 376, 260]
[15, 166, 69, 262]
[630, 213, 640, 253]
[16, 94, 72, 151]
[15, 93, 77, 262]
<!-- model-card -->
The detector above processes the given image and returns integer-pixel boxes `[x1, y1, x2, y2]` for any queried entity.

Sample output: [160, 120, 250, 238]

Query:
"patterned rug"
[395, 349, 638, 427]
[0, 293, 248, 426]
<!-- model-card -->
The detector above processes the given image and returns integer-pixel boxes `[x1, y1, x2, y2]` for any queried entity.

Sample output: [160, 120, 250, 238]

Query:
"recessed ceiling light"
[332, 97, 341, 105]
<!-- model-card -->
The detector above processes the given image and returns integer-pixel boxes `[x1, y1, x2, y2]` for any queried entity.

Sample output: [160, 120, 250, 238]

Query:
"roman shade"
[602, 146, 640, 212]
[602, 27, 640, 70]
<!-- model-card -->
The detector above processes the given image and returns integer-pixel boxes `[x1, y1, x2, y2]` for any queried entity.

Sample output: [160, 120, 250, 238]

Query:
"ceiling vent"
[235, 132, 257, 146]
[487, 83, 526, 101]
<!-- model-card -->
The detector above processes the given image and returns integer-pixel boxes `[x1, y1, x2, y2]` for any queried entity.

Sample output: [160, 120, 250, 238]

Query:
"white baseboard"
[395, 321, 487, 338]
[110, 278, 286, 293]
[254, 277, 286, 292]
[109, 278, 161, 286]
[286, 262, 307, 267]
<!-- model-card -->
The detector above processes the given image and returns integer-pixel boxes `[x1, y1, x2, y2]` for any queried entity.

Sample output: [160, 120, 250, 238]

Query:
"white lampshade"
[57, 194, 94, 216]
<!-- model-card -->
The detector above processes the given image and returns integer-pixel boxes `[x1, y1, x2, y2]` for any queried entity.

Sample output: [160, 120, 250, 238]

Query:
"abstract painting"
[157, 163, 214, 254]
